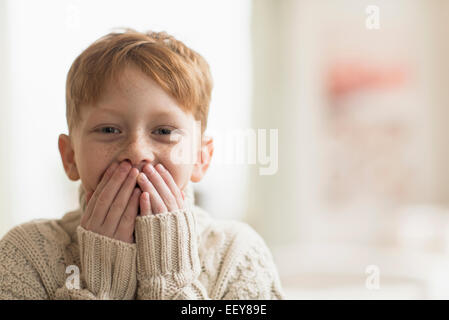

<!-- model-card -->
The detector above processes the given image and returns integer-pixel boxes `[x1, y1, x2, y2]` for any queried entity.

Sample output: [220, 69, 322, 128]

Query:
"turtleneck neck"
[77, 181, 196, 214]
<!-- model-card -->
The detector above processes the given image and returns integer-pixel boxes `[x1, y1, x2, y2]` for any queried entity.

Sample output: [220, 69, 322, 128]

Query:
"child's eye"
[154, 128, 173, 135]
[98, 127, 121, 134]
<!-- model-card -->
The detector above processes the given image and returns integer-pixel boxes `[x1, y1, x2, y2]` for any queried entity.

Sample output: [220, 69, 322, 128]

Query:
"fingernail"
[138, 172, 146, 183]
[147, 164, 156, 173]
[156, 163, 165, 171]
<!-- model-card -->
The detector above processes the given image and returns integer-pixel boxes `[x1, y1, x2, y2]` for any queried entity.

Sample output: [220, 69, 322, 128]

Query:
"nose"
[117, 134, 155, 172]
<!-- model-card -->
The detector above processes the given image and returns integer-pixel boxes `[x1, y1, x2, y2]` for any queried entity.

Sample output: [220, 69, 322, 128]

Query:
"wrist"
[134, 208, 200, 280]
[76, 225, 137, 299]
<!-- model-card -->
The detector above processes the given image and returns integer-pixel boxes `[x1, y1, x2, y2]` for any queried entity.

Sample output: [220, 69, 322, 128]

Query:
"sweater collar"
[78, 181, 196, 215]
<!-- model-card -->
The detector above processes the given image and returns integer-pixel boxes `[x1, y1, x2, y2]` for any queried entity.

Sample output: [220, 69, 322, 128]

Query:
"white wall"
[0, 0, 14, 238]
[0, 0, 252, 238]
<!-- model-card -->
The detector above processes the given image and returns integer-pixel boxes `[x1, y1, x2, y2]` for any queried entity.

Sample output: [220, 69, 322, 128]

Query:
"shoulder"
[0, 210, 81, 299]
[0, 231, 49, 299]
[0, 209, 80, 251]
[0, 209, 81, 277]
[0, 217, 67, 299]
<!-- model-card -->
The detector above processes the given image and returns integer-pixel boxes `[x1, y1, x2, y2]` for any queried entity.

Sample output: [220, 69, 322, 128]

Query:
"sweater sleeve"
[134, 208, 209, 299]
[54, 226, 137, 300]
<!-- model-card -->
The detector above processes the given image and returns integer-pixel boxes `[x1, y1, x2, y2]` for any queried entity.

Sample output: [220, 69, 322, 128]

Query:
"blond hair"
[65, 28, 213, 135]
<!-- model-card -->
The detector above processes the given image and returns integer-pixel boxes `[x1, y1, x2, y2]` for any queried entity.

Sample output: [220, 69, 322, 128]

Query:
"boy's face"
[59, 63, 213, 197]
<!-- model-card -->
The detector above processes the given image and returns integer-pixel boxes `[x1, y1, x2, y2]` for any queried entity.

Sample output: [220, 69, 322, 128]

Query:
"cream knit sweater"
[0, 182, 285, 300]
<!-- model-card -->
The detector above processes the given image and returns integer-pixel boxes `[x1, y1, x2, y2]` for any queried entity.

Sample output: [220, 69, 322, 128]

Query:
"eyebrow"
[93, 107, 123, 115]
[93, 107, 175, 118]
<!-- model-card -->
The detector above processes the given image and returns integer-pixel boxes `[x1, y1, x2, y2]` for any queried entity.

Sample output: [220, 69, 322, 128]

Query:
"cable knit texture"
[0, 182, 285, 300]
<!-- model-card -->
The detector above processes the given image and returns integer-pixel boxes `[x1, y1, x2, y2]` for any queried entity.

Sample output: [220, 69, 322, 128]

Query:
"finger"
[137, 172, 167, 214]
[155, 163, 184, 209]
[88, 161, 132, 230]
[81, 191, 93, 228]
[81, 162, 119, 227]
[140, 192, 152, 216]
[143, 164, 178, 211]
[86, 191, 93, 205]
[114, 188, 141, 243]
[102, 167, 139, 237]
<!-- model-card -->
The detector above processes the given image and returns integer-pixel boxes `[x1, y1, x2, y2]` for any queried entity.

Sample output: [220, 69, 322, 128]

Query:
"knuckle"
[96, 195, 108, 207]
[121, 212, 134, 225]
[109, 200, 125, 213]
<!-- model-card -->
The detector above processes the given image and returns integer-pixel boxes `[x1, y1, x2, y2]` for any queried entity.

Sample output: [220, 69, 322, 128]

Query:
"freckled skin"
[61, 63, 211, 198]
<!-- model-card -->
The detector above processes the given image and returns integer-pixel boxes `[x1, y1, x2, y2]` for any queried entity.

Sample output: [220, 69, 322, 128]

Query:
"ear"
[190, 135, 214, 183]
[58, 134, 80, 181]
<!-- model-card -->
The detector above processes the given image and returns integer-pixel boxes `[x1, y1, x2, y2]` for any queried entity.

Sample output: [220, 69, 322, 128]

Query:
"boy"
[0, 29, 285, 299]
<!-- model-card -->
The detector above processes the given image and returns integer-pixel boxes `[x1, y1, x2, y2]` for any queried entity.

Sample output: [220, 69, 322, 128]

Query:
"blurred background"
[2, 0, 449, 299]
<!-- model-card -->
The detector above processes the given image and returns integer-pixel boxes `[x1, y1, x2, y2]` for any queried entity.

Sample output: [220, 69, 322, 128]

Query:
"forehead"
[89, 64, 188, 119]
[103, 65, 175, 106]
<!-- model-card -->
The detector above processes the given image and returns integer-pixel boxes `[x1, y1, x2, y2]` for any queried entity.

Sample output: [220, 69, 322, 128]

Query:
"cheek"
[77, 143, 117, 192]
[160, 139, 198, 190]
[161, 161, 194, 190]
